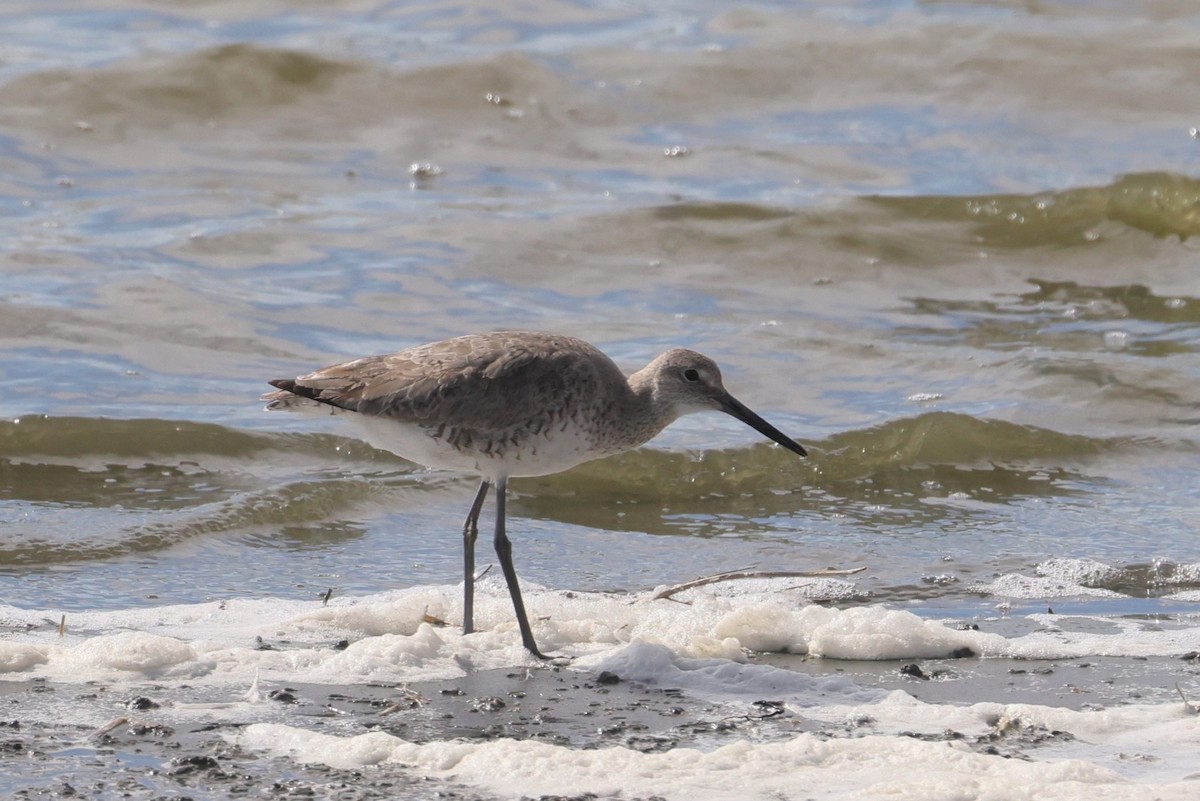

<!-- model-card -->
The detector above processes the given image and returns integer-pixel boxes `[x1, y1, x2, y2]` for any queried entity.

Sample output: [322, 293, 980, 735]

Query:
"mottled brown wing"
[265, 332, 624, 433]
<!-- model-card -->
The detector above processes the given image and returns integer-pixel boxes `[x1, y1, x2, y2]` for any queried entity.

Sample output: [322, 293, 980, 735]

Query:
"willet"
[262, 331, 807, 658]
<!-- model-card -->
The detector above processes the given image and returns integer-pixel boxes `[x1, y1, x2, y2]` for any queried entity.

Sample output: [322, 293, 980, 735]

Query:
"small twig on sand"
[653, 567, 866, 601]
[1176, 683, 1199, 715]
[421, 606, 447, 626]
[378, 687, 425, 714]
[89, 717, 128, 739]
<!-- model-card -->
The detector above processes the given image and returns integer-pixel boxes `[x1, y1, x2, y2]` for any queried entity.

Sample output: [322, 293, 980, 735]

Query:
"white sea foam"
[3, 580, 1200, 798]
[0, 580, 1008, 689]
[976, 557, 1200, 602]
[237, 706, 1200, 801]
[1036, 557, 1125, 586]
[3, 579, 1199, 684]
[970, 573, 1126, 599]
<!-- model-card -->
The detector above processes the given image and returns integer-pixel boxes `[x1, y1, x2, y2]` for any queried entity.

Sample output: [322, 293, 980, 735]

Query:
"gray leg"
[493, 477, 548, 659]
[461, 479, 490, 635]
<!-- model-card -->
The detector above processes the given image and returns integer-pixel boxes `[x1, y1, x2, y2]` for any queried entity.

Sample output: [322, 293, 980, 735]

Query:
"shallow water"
[2, 1, 1200, 799]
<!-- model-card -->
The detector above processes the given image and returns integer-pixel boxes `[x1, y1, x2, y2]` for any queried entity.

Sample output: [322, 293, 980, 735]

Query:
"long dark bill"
[719, 394, 808, 457]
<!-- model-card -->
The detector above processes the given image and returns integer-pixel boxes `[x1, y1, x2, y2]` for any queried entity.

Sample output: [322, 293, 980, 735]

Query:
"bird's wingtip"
[261, 388, 294, 409]
[261, 379, 346, 414]
[262, 378, 306, 408]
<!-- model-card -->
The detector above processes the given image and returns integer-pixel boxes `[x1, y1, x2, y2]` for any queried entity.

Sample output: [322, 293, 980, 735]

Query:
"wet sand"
[4, 652, 1197, 800]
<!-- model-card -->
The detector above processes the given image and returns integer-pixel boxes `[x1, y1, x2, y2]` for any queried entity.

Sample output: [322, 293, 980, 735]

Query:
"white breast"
[349, 414, 607, 480]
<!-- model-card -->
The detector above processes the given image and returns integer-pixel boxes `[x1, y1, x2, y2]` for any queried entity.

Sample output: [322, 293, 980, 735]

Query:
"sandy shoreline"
[4, 651, 1197, 800]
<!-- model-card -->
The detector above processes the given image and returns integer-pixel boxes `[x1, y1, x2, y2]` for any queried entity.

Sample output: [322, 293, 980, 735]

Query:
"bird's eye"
[683, 368, 700, 382]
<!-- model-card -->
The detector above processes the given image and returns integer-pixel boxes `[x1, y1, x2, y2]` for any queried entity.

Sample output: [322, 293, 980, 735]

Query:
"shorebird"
[262, 331, 807, 658]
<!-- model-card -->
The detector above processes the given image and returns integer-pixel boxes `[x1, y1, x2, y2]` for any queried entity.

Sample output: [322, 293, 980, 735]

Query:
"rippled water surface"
[2, 0, 1199, 629]
[4, 3, 1200, 799]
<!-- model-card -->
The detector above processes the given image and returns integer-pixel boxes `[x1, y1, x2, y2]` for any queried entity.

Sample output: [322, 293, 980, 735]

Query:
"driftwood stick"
[653, 567, 866, 601]
[1176, 683, 1199, 715]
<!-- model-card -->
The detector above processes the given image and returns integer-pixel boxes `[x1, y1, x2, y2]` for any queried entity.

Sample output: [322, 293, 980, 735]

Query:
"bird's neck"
[610, 367, 676, 450]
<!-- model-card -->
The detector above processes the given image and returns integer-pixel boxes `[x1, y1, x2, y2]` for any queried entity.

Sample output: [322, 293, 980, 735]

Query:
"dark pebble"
[126, 696, 160, 711]
[168, 754, 221, 775]
[471, 697, 506, 712]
